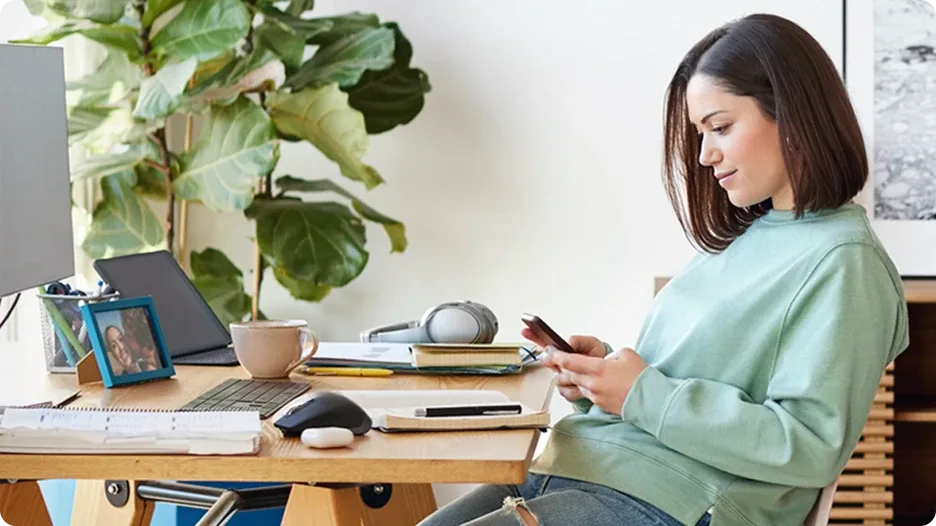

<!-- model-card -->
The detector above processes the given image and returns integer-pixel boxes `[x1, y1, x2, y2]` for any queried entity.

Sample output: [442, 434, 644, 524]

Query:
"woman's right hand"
[520, 330, 608, 402]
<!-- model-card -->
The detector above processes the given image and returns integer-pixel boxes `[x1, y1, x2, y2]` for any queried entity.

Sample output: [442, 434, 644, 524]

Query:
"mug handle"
[287, 327, 319, 372]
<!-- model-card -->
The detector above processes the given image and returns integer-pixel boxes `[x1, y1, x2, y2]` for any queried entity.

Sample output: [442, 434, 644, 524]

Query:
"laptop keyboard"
[181, 378, 311, 419]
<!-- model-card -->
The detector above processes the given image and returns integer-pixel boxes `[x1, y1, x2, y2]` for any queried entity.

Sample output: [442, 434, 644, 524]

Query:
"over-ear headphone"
[360, 301, 498, 344]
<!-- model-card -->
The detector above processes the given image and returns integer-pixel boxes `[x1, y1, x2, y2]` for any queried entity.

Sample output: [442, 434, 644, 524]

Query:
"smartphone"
[520, 313, 577, 353]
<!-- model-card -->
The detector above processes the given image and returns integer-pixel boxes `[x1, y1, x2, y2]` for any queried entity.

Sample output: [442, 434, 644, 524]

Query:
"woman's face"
[686, 74, 794, 210]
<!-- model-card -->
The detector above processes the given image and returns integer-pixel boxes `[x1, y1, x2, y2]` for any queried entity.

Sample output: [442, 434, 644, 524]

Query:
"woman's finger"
[521, 327, 550, 349]
[557, 385, 583, 401]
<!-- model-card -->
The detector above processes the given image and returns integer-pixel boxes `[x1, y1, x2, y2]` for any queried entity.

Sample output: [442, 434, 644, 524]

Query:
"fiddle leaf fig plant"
[15, 0, 431, 324]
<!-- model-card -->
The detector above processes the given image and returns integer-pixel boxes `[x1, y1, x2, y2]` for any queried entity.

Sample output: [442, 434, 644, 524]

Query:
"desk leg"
[282, 483, 437, 526]
[71, 480, 154, 526]
[0, 481, 53, 526]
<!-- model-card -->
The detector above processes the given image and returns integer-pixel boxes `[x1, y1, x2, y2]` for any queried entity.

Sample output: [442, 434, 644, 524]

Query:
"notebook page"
[0, 409, 260, 437]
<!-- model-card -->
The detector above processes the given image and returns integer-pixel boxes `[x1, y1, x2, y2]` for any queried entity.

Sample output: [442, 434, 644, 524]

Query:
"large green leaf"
[142, 0, 183, 27]
[266, 85, 383, 189]
[173, 97, 278, 212]
[68, 105, 116, 145]
[245, 196, 368, 287]
[133, 57, 198, 119]
[133, 162, 170, 200]
[306, 12, 380, 47]
[46, 0, 128, 24]
[190, 248, 254, 325]
[82, 175, 165, 259]
[67, 51, 141, 107]
[71, 142, 159, 182]
[276, 175, 406, 252]
[24, 0, 46, 16]
[272, 266, 332, 302]
[191, 247, 242, 278]
[258, 6, 334, 40]
[77, 109, 164, 155]
[186, 48, 282, 110]
[151, 0, 250, 63]
[286, 0, 314, 16]
[284, 26, 394, 90]
[254, 21, 305, 74]
[13, 22, 143, 61]
[345, 23, 431, 134]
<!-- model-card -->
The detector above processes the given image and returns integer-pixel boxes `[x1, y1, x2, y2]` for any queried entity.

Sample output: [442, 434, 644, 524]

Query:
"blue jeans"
[417, 473, 711, 526]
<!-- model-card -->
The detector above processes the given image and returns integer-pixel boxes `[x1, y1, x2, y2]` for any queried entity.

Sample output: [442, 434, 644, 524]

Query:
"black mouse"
[274, 392, 372, 437]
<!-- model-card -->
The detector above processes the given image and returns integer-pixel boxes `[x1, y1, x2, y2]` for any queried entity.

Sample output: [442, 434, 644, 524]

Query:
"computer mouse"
[274, 392, 373, 437]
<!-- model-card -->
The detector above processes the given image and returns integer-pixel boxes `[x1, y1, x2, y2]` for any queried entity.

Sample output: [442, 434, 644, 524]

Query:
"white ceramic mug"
[229, 320, 319, 379]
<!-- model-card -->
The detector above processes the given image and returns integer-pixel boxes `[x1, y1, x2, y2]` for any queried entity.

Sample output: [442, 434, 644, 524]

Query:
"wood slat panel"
[829, 508, 893, 520]
[833, 491, 893, 504]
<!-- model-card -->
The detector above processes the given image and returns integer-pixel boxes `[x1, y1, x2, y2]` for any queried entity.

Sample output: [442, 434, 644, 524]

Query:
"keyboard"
[181, 378, 311, 419]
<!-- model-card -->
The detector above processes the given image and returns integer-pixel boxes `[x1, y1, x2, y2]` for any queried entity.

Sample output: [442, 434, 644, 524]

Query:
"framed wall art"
[846, 0, 936, 276]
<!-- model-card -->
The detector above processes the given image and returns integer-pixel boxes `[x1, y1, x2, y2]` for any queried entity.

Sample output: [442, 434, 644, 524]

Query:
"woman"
[418, 13, 909, 526]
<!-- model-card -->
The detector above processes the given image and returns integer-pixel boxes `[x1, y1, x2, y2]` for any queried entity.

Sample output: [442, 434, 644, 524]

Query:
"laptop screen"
[94, 251, 231, 357]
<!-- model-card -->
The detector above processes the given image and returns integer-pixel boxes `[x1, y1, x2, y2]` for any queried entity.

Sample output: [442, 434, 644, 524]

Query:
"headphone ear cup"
[461, 301, 498, 343]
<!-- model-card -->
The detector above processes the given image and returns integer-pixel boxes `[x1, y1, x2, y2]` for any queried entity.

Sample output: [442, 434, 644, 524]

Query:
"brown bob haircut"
[662, 13, 868, 253]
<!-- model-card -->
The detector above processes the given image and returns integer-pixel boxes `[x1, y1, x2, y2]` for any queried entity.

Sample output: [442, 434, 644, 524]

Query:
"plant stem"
[137, 5, 175, 257]
[252, 91, 272, 320]
[179, 108, 194, 272]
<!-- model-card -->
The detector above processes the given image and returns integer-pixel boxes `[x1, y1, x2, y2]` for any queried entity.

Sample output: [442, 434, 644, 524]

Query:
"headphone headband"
[360, 301, 498, 344]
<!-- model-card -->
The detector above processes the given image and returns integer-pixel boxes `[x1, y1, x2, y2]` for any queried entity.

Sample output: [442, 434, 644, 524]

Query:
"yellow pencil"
[300, 366, 394, 377]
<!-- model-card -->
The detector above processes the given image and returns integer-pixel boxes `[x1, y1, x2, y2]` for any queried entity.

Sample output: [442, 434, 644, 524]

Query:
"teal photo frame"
[80, 296, 175, 388]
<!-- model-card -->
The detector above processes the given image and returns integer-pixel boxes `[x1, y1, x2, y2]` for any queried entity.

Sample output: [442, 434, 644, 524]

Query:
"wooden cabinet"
[653, 278, 936, 525]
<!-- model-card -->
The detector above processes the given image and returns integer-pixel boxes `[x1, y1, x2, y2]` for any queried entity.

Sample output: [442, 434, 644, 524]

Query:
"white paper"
[309, 342, 413, 365]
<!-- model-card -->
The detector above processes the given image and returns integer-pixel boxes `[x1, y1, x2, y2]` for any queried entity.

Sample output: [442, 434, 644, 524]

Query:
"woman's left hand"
[548, 348, 649, 416]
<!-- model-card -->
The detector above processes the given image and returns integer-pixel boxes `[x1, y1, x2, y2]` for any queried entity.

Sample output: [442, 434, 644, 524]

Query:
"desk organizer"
[36, 288, 119, 374]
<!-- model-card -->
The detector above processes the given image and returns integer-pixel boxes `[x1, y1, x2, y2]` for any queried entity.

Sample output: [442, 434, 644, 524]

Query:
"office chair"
[802, 480, 838, 526]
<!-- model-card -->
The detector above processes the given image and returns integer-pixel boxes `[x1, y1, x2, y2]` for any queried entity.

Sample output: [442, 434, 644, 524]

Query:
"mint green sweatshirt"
[530, 203, 909, 526]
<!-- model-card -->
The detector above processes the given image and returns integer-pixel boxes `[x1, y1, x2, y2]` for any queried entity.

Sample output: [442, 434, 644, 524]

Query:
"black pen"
[414, 404, 523, 418]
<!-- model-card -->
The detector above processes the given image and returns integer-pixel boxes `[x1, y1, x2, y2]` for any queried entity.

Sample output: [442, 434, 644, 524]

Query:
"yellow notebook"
[410, 344, 523, 368]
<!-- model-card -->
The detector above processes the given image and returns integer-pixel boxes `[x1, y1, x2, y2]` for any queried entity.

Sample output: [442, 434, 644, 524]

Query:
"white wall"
[189, 0, 844, 345]
[183, 0, 845, 505]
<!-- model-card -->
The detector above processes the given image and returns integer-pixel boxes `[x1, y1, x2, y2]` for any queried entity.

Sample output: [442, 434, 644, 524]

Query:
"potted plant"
[15, 0, 431, 325]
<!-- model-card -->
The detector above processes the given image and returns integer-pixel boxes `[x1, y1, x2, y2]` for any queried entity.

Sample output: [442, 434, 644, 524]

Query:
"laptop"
[93, 251, 239, 366]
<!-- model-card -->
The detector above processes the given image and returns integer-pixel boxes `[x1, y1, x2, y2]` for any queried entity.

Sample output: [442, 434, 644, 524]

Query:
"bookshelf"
[652, 277, 936, 525]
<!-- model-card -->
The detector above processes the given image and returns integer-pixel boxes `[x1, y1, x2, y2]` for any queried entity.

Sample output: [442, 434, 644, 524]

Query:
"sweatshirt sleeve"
[620, 243, 909, 487]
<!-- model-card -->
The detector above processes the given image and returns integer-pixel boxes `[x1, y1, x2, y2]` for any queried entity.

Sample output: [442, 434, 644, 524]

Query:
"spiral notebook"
[0, 407, 261, 455]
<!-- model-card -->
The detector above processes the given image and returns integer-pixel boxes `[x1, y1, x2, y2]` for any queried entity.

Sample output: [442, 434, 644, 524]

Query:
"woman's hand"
[549, 347, 649, 415]
[521, 329, 608, 403]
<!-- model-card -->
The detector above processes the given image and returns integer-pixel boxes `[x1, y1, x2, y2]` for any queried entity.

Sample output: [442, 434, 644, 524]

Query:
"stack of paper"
[306, 342, 537, 375]
[0, 408, 261, 455]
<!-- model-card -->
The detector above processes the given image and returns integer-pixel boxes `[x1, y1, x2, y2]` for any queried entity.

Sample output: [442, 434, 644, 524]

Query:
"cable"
[0, 293, 21, 332]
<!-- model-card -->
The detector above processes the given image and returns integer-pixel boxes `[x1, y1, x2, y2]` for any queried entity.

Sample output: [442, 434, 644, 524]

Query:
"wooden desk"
[0, 347, 555, 526]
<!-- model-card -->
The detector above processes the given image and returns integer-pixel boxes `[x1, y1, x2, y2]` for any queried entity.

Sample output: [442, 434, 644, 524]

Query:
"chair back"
[802, 481, 837, 526]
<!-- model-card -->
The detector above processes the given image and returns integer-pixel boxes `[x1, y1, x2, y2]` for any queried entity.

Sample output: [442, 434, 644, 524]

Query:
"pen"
[414, 404, 523, 418]
[300, 367, 394, 377]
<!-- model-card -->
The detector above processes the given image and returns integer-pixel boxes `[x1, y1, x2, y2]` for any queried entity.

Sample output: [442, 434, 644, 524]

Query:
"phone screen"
[521, 313, 576, 353]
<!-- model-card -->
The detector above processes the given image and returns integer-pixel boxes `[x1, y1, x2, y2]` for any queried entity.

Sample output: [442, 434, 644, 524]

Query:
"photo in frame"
[80, 296, 175, 388]
[846, 0, 936, 276]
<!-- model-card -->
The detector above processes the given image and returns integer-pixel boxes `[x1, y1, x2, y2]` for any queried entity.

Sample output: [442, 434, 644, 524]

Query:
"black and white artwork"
[874, 0, 936, 219]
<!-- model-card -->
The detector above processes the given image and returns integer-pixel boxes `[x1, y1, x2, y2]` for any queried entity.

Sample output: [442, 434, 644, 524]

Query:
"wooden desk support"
[0, 360, 555, 526]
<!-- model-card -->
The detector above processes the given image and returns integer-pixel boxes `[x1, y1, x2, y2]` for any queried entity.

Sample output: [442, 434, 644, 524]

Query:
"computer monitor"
[0, 44, 74, 296]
